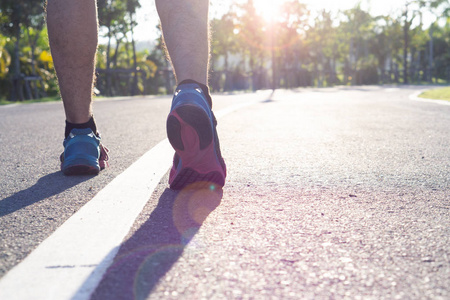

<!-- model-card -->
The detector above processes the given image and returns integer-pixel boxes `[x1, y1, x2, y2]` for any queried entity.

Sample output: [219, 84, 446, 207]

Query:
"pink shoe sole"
[167, 105, 226, 190]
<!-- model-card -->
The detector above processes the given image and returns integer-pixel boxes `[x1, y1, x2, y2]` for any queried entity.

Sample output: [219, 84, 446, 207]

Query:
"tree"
[210, 12, 238, 91]
[0, 35, 11, 80]
[0, 33, 11, 99]
[0, 0, 45, 100]
[277, 1, 310, 87]
[126, 0, 141, 95]
[422, 0, 450, 82]
[233, 0, 266, 90]
[97, 0, 141, 96]
[305, 10, 337, 86]
[339, 5, 376, 84]
[98, 0, 128, 96]
[429, 20, 450, 82]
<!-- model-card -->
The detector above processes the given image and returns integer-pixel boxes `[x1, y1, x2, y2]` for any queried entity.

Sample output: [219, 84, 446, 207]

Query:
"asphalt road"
[0, 86, 449, 299]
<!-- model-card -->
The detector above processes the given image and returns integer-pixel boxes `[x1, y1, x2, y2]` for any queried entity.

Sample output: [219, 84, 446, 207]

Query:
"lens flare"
[172, 182, 223, 240]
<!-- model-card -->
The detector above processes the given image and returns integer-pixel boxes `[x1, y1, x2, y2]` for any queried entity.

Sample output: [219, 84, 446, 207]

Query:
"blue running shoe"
[60, 128, 109, 175]
[166, 82, 226, 190]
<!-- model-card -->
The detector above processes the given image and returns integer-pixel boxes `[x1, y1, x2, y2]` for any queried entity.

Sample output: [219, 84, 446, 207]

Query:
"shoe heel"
[167, 105, 213, 151]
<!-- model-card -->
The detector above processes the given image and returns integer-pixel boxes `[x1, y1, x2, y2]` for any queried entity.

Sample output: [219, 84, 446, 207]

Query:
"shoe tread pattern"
[62, 165, 99, 176]
[175, 105, 213, 150]
[170, 168, 225, 190]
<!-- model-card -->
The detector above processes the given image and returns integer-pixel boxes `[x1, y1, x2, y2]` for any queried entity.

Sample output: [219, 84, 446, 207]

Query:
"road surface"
[0, 86, 449, 299]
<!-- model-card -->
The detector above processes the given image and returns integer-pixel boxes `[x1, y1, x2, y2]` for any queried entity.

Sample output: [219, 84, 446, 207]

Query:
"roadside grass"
[419, 87, 450, 101]
[0, 96, 61, 105]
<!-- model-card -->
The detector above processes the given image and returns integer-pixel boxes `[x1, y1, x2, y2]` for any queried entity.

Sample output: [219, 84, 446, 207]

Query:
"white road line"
[0, 140, 173, 300]
[0, 93, 270, 300]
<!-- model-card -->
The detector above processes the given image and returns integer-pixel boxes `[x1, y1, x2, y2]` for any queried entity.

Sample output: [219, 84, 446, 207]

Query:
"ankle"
[65, 116, 97, 138]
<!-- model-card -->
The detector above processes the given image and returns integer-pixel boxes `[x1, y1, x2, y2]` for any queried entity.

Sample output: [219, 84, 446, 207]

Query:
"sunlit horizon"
[132, 0, 437, 42]
[251, 0, 283, 22]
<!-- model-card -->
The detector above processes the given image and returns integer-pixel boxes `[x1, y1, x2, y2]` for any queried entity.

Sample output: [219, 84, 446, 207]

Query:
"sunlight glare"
[253, 0, 282, 22]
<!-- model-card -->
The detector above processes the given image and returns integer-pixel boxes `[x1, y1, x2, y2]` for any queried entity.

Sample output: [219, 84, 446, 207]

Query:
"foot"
[60, 128, 109, 175]
[166, 82, 226, 190]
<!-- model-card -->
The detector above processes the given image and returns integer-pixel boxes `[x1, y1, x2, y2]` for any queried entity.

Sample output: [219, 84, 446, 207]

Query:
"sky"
[131, 0, 437, 42]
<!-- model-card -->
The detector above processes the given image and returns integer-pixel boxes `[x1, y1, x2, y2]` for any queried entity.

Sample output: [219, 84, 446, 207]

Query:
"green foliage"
[209, 0, 450, 90]
[0, 0, 45, 37]
[0, 0, 48, 100]
[0, 35, 11, 79]
[211, 12, 238, 68]
[1, 0, 450, 101]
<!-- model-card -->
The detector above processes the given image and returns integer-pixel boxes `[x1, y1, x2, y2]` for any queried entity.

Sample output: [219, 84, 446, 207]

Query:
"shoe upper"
[60, 128, 109, 174]
[63, 128, 101, 161]
[171, 82, 212, 116]
[167, 81, 226, 189]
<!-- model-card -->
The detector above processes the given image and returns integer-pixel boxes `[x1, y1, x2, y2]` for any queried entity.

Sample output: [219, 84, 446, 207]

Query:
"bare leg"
[156, 0, 210, 85]
[158, 0, 225, 189]
[47, 0, 98, 124]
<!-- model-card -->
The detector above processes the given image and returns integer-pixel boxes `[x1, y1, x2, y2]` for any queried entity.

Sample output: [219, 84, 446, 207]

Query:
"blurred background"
[0, 0, 449, 102]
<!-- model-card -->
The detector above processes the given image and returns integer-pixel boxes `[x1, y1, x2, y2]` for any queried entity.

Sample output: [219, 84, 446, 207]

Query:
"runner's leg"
[155, 0, 210, 85]
[47, 0, 98, 124]
[156, 0, 226, 189]
[47, 0, 108, 175]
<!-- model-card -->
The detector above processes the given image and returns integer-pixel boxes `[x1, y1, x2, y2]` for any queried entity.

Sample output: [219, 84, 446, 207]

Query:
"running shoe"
[166, 82, 226, 190]
[60, 128, 109, 175]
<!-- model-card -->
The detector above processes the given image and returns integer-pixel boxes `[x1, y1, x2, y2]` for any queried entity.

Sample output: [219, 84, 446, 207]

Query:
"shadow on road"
[90, 185, 223, 300]
[0, 172, 92, 217]
[259, 90, 276, 104]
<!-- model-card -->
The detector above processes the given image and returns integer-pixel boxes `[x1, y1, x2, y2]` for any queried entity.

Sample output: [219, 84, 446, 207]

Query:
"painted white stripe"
[0, 93, 270, 300]
[0, 139, 173, 300]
